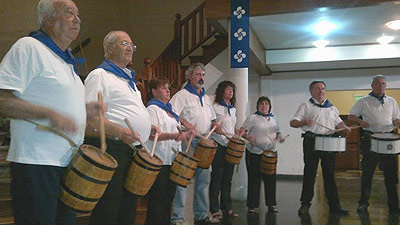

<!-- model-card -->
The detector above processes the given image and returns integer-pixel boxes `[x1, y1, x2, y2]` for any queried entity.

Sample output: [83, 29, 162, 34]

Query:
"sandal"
[227, 210, 239, 217]
[248, 208, 256, 214]
[211, 212, 222, 220]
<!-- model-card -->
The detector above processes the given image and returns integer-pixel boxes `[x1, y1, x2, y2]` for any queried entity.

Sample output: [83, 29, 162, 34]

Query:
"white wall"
[264, 68, 400, 175]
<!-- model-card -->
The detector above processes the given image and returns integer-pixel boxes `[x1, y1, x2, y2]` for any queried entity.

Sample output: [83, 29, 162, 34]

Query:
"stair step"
[188, 55, 204, 64]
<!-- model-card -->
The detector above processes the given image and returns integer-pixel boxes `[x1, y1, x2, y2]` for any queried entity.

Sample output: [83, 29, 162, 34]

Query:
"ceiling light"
[313, 40, 329, 48]
[315, 21, 337, 36]
[376, 35, 395, 45]
[386, 20, 400, 30]
[318, 8, 328, 12]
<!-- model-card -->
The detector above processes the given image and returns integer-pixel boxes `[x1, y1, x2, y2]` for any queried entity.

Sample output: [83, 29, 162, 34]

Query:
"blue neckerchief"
[254, 111, 274, 117]
[219, 101, 235, 116]
[29, 30, 85, 74]
[147, 98, 179, 123]
[184, 83, 206, 106]
[97, 59, 137, 91]
[369, 91, 385, 105]
[309, 98, 333, 108]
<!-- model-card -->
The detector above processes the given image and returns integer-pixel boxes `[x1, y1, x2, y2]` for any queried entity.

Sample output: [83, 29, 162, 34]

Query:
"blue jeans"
[171, 138, 211, 222]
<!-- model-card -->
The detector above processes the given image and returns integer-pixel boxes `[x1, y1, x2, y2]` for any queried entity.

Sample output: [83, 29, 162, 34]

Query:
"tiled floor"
[182, 172, 400, 225]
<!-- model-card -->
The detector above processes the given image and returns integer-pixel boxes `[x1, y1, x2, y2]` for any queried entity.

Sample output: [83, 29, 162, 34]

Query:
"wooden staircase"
[138, 2, 228, 97]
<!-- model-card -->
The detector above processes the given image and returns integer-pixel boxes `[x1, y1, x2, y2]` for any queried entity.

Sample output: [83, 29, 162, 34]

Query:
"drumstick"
[185, 134, 194, 154]
[33, 122, 78, 149]
[124, 118, 151, 154]
[150, 131, 159, 157]
[334, 125, 361, 133]
[315, 122, 334, 131]
[205, 115, 227, 139]
[98, 93, 107, 154]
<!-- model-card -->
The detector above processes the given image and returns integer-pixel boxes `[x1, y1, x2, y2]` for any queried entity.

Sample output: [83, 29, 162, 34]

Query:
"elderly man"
[290, 81, 351, 216]
[0, 0, 103, 224]
[348, 75, 400, 214]
[84, 30, 156, 225]
[170, 63, 220, 224]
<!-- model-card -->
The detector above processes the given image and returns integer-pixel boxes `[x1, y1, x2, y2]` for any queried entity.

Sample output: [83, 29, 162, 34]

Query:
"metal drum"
[315, 134, 346, 152]
[371, 133, 400, 154]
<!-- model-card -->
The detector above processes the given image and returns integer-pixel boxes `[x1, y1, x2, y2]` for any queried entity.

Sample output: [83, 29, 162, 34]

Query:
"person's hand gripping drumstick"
[124, 118, 151, 154]
[205, 115, 227, 139]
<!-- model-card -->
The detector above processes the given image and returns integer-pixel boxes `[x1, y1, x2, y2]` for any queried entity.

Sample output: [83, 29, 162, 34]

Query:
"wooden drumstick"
[185, 134, 194, 154]
[98, 92, 107, 154]
[334, 125, 361, 133]
[124, 118, 151, 153]
[150, 131, 159, 157]
[33, 122, 78, 149]
[315, 122, 334, 131]
[205, 115, 227, 139]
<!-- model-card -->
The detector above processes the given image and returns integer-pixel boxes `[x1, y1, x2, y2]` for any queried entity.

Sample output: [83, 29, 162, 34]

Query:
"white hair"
[103, 30, 128, 58]
[37, 0, 58, 29]
[371, 74, 386, 84]
[185, 62, 205, 80]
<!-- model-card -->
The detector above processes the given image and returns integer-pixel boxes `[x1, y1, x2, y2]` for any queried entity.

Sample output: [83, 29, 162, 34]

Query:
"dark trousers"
[245, 149, 277, 208]
[86, 138, 138, 225]
[209, 143, 235, 213]
[359, 132, 399, 209]
[146, 165, 176, 225]
[10, 163, 76, 225]
[301, 135, 341, 209]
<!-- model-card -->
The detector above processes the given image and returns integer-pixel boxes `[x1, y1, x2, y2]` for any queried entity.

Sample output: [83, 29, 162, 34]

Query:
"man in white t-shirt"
[84, 30, 157, 225]
[0, 0, 103, 224]
[348, 75, 400, 214]
[170, 63, 219, 224]
[290, 81, 350, 216]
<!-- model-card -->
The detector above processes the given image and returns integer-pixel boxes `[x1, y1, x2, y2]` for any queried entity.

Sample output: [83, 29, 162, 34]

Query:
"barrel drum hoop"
[78, 149, 116, 171]
[59, 201, 92, 214]
[225, 152, 242, 158]
[227, 146, 244, 153]
[60, 182, 100, 202]
[197, 144, 217, 149]
[177, 153, 199, 162]
[137, 151, 163, 168]
[174, 160, 197, 170]
[132, 157, 161, 171]
[69, 166, 110, 184]
[169, 170, 191, 181]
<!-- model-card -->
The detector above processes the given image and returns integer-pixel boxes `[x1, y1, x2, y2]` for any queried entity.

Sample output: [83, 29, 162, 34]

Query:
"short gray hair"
[37, 0, 58, 29]
[103, 30, 126, 58]
[185, 62, 205, 80]
[371, 75, 386, 84]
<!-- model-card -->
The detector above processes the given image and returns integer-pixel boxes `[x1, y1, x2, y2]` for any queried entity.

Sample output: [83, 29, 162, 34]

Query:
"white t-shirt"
[145, 105, 182, 165]
[242, 114, 281, 154]
[0, 37, 86, 167]
[210, 103, 237, 146]
[350, 95, 399, 133]
[169, 89, 216, 135]
[85, 68, 151, 144]
[290, 100, 343, 135]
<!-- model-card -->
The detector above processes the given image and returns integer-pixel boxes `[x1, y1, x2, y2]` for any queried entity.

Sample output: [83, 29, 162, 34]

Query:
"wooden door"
[335, 116, 360, 170]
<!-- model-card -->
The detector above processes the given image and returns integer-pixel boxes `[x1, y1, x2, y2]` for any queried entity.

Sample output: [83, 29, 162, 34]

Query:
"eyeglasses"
[118, 41, 137, 51]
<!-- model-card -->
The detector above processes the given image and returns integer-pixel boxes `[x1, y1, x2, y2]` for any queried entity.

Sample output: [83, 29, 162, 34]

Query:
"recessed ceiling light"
[315, 21, 337, 36]
[376, 35, 395, 45]
[386, 20, 400, 30]
[313, 40, 329, 48]
[318, 8, 328, 12]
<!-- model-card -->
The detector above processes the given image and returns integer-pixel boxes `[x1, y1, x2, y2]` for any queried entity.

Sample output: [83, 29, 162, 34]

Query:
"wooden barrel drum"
[225, 137, 245, 164]
[124, 149, 162, 196]
[193, 138, 217, 169]
[169, 152, 199, 187]
[59, 144, 118, 213]
[260, 150, 277, 175]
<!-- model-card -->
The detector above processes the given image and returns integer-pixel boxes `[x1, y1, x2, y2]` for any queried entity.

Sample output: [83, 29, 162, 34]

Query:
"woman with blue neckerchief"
[145, 77, 194, 225]
[209, 81, 239, 220]
[240, 96, 285, 214]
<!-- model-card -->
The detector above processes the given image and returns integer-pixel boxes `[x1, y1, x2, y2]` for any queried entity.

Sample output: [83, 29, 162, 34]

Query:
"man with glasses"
[84, 30, 157, 225]
[348, 75, 400, 215]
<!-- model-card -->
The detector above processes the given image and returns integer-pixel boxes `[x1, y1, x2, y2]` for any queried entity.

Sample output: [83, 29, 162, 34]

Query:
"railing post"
[174, 14, 182, 62]
[142, 57, 153, 81]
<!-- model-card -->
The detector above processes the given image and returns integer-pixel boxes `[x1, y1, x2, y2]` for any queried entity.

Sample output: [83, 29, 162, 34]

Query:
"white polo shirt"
[169, 88, 216, 136]
[242, 114, 281, 154]
[145, 105, 182, 165]
[350, 95, 399, 133]
[290, 99, 343, 135]
[85, 68, 151, 144]
[0, 37, 86, 167]
[210, 103, 237, 146]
